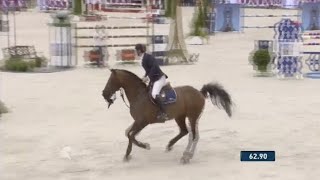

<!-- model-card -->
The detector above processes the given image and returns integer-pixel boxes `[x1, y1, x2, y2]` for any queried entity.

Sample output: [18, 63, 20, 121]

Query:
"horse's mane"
[114, 69, 147, 89]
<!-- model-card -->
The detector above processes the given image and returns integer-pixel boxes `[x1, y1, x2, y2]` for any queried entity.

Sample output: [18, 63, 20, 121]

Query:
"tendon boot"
[155, 95, 169, 122]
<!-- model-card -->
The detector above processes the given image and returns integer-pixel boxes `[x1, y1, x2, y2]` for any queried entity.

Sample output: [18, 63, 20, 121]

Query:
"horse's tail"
[200, 83, 233, 117]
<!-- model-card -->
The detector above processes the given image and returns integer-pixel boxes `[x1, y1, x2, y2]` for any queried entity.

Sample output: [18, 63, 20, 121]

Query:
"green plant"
[164, 0, 172, 17]
[52, 22, 71, 27]
[34, 56, 47, 67]
[28, 60, 36, 69]
[73, 0, 82, 15]
[165, 0, 177, 18]
[189, 0, 209, 38]
[253, 49, 271, 72]
[5, 58, 29, 72]
[3, 57, 41, 72]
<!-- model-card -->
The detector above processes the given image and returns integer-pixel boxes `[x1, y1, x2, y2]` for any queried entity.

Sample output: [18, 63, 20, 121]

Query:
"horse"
[102, 69, 233, 164]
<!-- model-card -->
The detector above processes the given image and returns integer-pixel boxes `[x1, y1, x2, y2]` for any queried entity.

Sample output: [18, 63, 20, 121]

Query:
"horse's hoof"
[123, 155, 132, 162]
[180, 156, 190, 164]
[183, 151, 193, 158]
[144, 143, 151, 150]
[166, 146, 172, 152]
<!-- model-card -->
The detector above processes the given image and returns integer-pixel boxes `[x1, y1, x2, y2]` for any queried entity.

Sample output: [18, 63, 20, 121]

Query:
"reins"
[119, 80, 151, 109]
[120, 88, 130, 108]
[113, 72, 151, 109]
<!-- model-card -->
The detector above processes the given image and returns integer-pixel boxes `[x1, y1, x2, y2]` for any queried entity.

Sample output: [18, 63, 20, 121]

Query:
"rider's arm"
[149, 56, 158, 77]
[142, 54, 150, 77]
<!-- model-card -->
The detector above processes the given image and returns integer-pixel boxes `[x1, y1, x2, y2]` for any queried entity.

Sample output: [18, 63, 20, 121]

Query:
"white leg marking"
[183, 122, 193, 154]
[184, 107, 204, 159]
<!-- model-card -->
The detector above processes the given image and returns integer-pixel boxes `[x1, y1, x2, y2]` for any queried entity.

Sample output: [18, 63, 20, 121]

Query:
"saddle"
[148, 82, 177, 105]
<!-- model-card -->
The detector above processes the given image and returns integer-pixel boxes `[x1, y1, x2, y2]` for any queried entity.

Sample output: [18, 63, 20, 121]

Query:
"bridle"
[106, 88, 130, 109]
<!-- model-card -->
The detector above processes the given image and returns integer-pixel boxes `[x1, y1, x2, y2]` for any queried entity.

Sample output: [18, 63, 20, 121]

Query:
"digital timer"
[240, 151, 275, 161]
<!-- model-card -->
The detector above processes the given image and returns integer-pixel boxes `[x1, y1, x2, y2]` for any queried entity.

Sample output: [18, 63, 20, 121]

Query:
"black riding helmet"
[135, 44, 146, 53]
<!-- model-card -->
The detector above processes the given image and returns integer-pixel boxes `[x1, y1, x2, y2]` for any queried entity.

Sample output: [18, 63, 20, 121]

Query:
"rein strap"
[120, 88, 130, 108]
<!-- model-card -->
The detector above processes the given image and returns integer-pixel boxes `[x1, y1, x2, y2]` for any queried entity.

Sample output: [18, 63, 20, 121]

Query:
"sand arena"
[1, 7, 320, 180]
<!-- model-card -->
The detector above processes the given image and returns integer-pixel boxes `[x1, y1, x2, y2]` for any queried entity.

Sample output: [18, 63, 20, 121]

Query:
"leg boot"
[155, 95, 169, 122]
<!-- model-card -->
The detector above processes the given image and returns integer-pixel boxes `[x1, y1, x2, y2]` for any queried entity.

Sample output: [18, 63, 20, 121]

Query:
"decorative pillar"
[273, 19, 303, 79]
[0, 10, 9, 32]
[92, 25, 107, 66]
[48, 11, 76, 67]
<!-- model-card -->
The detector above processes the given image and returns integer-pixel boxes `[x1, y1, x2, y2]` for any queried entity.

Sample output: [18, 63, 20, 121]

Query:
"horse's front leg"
[131, 121, 150, 150]
[124, 139, 133, 162]
[123, 121, 149, 162]
[124, 124, 134, 162]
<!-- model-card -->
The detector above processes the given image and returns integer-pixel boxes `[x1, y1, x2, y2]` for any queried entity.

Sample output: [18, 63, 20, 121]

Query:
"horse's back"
[174, 85, 205, 106]
[159, 85, 205, 119]
[173, 85, 201, 95]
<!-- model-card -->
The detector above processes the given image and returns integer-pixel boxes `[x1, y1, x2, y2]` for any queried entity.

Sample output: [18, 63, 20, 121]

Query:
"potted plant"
[251, 49, 272, 76]
[187, 0, 210, 45]
[1, 55, 48, 73]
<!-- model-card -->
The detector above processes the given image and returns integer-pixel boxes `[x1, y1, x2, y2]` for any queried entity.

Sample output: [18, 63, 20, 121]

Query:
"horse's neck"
[121, 81, 147, 104]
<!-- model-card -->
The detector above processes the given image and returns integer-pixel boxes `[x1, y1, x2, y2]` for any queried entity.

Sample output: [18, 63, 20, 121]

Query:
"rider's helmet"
[135, 44, 146, 53]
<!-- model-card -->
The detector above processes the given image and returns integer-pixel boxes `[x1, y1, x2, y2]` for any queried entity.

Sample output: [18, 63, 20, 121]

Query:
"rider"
[135, 43, 169, 122]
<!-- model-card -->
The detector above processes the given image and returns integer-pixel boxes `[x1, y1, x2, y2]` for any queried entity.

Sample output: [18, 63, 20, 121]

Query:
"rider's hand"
[142, 76, 149, 83]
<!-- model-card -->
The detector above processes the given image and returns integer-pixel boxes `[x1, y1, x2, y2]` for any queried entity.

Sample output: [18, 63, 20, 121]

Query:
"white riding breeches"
[152, 75, 166, 99]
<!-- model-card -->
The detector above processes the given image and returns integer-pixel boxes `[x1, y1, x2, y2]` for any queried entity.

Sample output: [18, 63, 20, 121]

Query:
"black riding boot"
[155, 95, 169, 122]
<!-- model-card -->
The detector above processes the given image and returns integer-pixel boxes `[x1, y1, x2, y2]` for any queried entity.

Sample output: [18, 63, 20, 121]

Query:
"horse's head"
[102, 69, 121, 108]
[102, 68, 147, 108]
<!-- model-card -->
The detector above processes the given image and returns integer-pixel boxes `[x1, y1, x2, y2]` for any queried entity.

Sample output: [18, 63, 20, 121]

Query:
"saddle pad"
[160, 88, 177, 105]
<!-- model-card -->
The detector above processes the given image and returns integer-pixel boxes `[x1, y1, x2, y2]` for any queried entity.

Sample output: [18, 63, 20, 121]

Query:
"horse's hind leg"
[166, 115, 188, 151]
[181, 110, 203, 164]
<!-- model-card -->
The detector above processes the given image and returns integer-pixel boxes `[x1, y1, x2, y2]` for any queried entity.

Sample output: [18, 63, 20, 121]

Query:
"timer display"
[240, 151, 275, 161]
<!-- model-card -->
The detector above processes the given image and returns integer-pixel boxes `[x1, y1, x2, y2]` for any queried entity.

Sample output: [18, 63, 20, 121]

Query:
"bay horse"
[102, 69, 233, 164]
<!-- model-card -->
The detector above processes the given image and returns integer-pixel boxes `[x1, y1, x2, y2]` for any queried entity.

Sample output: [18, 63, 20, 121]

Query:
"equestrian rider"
[135, 44, 169, 122]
